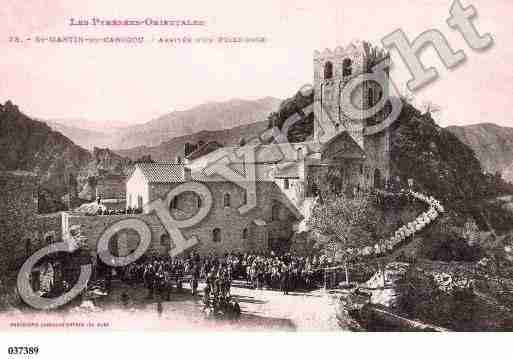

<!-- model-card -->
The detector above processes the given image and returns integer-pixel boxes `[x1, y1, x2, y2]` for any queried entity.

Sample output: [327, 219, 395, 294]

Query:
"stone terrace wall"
[68, 181, 297, 259]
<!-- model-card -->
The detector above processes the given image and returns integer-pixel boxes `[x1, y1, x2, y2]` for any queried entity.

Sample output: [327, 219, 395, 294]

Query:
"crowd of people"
[113, 251, 332, 303]
[122, 258, 191, 300]
[221, 252, 329, 293]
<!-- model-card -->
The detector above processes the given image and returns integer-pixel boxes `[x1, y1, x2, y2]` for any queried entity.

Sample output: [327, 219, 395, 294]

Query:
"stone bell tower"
[313, 41, 390, 148]
[312, 41, 392, 189]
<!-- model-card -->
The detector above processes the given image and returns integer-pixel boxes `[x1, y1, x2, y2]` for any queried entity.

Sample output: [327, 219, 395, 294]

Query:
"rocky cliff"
[0, 101, 133, 212]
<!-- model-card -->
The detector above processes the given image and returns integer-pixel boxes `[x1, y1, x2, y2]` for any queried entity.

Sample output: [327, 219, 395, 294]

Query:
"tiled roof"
[136, 162, 185, 183]
[133, 162, 278, 183]
[187, 141, 321, 170]
[190, 163, 276, 182]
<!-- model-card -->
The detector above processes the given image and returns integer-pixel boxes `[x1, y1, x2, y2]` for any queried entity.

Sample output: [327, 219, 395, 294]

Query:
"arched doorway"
[373, 168, 382, 189]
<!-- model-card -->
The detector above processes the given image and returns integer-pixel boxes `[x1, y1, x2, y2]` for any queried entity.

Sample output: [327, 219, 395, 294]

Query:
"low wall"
[67, 211, 291, 259]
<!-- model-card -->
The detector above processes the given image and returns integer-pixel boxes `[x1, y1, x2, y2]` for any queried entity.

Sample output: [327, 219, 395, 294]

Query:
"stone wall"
[68, 181, 297, 259]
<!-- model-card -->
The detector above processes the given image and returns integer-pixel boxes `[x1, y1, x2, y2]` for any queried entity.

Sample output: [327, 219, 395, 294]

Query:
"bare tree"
[307, 192, 374, 284]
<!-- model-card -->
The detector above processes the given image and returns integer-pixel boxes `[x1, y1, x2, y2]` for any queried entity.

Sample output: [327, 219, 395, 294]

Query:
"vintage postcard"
[1, 0, 512, 356]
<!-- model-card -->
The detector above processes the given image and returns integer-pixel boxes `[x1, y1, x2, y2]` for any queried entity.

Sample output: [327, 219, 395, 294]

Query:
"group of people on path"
[222, 252, 330, 294]
[116, 251, 332, 302]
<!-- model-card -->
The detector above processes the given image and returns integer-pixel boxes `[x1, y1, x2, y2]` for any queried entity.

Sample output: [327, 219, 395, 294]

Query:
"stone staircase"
[357, 189, 445, 258]
[360, 189, 445, 295]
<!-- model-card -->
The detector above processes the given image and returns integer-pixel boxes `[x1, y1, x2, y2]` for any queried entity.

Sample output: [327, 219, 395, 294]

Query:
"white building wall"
[126, 168, 149, 210]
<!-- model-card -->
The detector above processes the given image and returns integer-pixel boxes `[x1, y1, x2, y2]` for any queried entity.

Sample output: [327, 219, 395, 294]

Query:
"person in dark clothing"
[121, 291, 130, 307]
[280, 267, 289, 295]
[157, 300, 163, 317]
[191, 262, 200, 296]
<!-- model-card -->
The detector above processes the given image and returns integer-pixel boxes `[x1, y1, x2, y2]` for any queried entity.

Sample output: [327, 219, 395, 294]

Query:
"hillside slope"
[0, 101, 133, 212]
[112, 97, 281, 149]
[0, 101, 92, 211]
[116, 120, 270, 161]
[268, 93, 513, 214]
[446, 123, 513, 183]
[44, 120, 113, 150]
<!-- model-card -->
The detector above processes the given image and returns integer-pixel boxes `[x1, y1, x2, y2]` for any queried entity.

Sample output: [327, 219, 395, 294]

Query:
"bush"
[420, 218, 484, 262]
[394, 268, 478, 330]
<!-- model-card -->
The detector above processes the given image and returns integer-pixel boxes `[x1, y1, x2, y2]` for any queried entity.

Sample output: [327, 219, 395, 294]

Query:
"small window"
[45, 235, 54, 244]
[223, 193, 231, 207]
[242, 191, 247, 205]
[184, 167, 191, 178]
[284, 179, 290, 190]
[324, 61, 333, 79]
[272, 204, 280, 221]
[242, 228, 248, 240]
[360, 164, 364, 175]
[197, 195, 202, 208]
[212, 228, 221, 242]
[343, 58, 352, 76]
[160, 233, 170, 246]
[297, 147, 303, 160]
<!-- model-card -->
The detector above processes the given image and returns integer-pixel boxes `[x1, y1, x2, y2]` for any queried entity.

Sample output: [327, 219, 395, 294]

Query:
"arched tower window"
[242, 228, 248, 240]
[223, 193, 231, 207]
[343, 58, 352, 76]
[212, 228, 221, 242]
[324, 61, 333, 79]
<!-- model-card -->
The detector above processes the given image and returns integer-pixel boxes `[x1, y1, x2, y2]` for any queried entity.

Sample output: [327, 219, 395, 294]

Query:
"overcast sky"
[1, 0, 512, 128]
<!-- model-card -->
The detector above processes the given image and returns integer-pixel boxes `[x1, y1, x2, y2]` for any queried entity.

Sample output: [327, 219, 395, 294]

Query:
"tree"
[307, 192, 377, 284]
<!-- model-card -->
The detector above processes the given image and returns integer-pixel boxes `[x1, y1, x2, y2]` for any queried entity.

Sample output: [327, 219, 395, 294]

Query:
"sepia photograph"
[1, 0, 512, 357]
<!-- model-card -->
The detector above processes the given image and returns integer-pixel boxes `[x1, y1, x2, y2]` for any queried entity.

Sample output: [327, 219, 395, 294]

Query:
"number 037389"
[7, 346, 39, 355]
